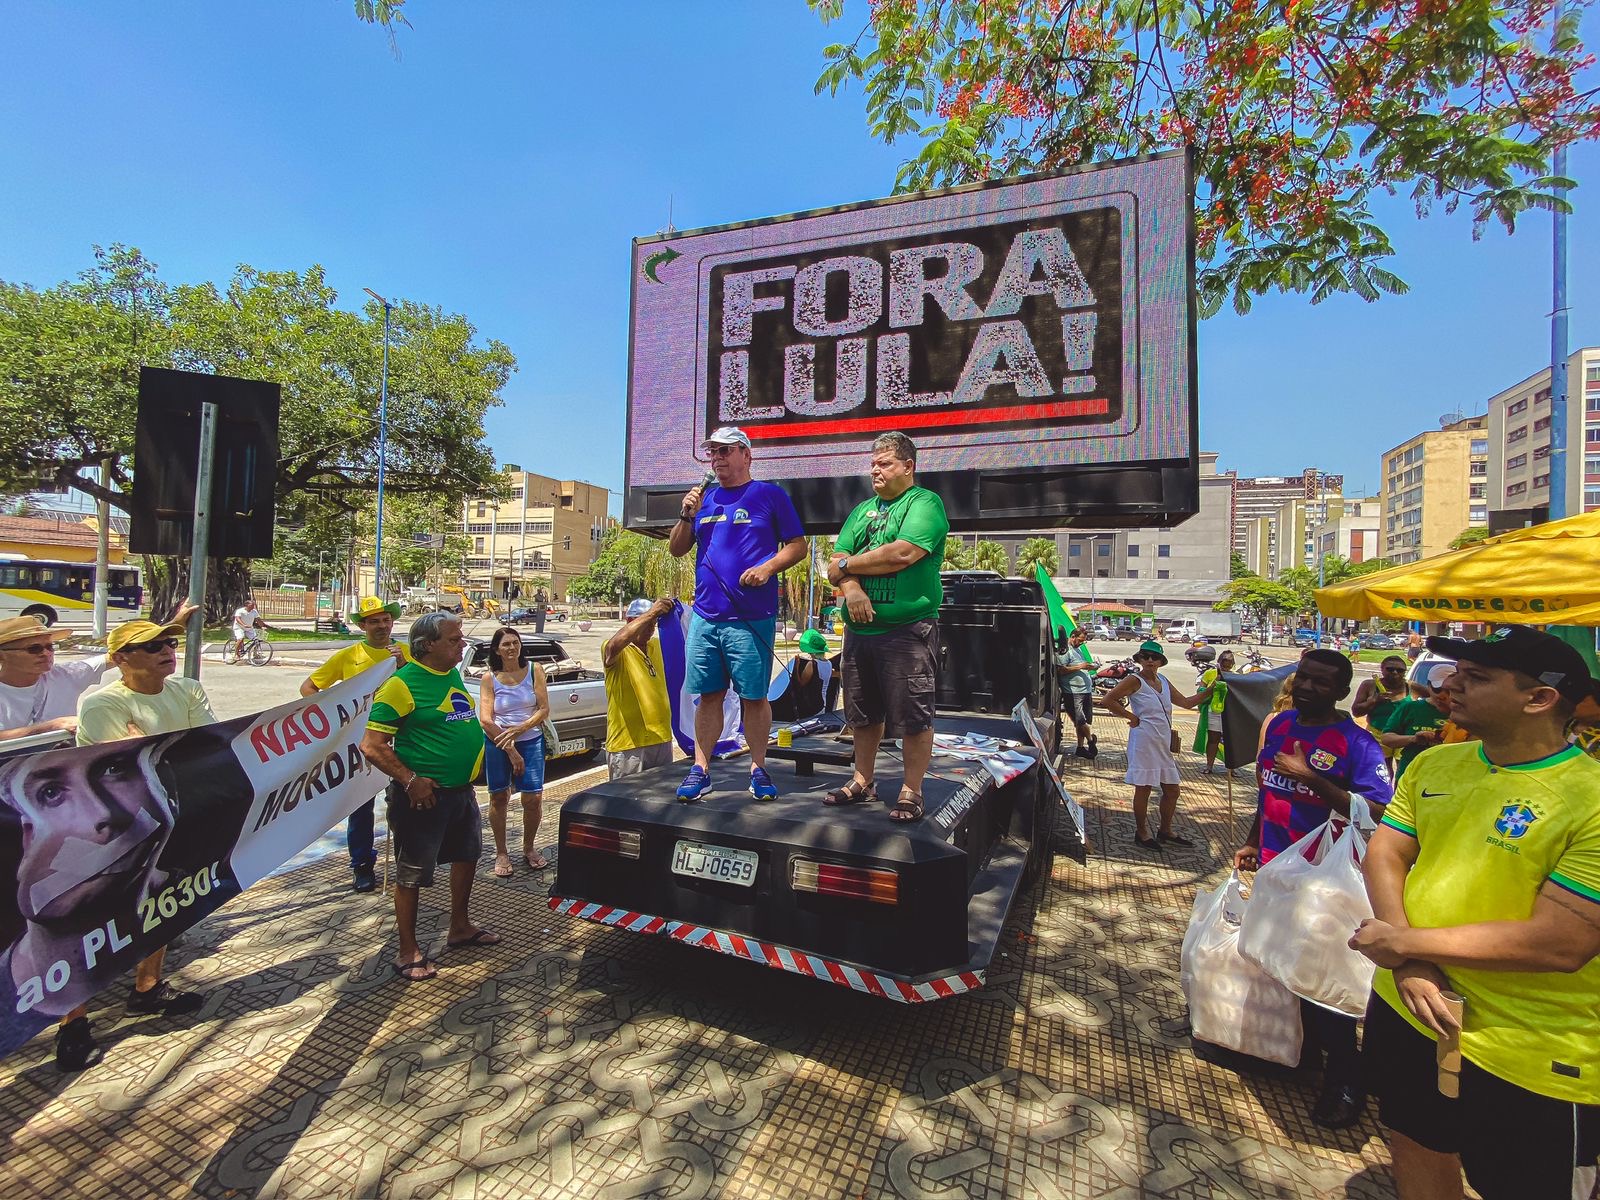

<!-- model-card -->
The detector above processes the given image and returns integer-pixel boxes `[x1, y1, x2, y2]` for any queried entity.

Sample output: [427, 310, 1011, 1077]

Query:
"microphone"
[700, 469, 717, 493]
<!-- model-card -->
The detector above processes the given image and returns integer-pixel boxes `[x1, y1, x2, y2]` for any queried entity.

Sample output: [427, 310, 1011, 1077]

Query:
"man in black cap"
[1350, 625, 1600, 1200]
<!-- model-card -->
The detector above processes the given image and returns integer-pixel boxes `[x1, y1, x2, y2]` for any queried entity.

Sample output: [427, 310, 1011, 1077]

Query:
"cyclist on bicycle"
[231, 599, 273, 664]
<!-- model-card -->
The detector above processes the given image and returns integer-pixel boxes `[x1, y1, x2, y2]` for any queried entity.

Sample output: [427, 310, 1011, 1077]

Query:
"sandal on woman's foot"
[493, 853, 514, 878]
[393, 958, 438, 982]
[823, 779, 877, 807]
[889, 790, 924, 822]
[525, 852, 551, 870]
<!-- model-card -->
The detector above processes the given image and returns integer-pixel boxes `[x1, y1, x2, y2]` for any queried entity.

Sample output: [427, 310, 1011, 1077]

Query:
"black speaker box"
[935, 577, 1053, 716]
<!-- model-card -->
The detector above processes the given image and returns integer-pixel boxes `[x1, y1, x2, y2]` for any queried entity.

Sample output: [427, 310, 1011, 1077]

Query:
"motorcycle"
[1185, 642, 1217, 669]
[1092, 657, 1136, 695]
[1238, 647, 1271, 673]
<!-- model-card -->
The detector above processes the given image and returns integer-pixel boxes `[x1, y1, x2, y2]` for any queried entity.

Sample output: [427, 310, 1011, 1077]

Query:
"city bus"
[0, 556, 144, 625]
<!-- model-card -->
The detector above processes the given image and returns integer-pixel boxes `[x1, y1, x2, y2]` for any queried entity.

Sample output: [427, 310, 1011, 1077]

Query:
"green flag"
[1035, 564, 1091, 662]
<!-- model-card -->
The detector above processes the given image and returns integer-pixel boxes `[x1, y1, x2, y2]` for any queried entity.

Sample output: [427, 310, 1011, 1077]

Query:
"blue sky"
[2, 1, 1596, 507]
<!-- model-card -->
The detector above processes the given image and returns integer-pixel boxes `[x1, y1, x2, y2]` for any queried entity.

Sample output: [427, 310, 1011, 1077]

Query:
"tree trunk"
[139, 554, 253, 624]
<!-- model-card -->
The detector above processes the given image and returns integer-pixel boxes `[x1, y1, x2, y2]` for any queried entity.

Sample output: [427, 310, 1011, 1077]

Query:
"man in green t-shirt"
[361, 612, 500, 982]
[1352, 626, 1600, 1200]
[823, 431, 950, 822]
[1375, 663, 1454, 780]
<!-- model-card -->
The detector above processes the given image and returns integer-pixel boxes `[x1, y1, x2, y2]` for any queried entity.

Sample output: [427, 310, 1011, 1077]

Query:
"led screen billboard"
[625, 150, 1196, 532]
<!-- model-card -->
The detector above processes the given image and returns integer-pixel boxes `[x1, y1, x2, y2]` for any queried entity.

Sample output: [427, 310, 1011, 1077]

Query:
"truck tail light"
[790, 859, 899, 905]
[564, 822, 641, 859]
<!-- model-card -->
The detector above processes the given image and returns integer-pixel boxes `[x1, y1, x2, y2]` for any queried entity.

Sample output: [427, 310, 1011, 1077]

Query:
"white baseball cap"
[700, 426, 751, 450]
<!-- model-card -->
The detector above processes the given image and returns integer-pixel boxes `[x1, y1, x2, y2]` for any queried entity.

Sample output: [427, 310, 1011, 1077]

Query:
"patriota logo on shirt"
[440, 689, 476, 722]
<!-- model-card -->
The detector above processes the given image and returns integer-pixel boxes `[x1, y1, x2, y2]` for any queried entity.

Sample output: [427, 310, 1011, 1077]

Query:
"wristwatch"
[837, 557, 849, 575]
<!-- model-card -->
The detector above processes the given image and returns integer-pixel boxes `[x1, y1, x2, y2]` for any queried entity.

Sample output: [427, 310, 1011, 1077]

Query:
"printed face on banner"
[4, 743, 173, 928]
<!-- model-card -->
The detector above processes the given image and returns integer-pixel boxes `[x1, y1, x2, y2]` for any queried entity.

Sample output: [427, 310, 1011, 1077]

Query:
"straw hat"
[0, 615, 74, 649]
[353, 596, 402, 621]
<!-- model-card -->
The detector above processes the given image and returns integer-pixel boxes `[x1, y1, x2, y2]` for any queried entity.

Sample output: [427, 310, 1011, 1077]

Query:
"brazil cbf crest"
[1494, 803, 1538, 839]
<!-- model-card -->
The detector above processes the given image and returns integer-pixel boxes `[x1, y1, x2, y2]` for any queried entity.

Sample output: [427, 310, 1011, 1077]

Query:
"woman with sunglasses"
[478, 627, 551, 875]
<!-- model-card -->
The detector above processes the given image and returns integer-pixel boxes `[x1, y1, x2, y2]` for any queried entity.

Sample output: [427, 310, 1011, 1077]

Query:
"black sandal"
[823, 779, 877, 806]
[889, 790, 924, 822]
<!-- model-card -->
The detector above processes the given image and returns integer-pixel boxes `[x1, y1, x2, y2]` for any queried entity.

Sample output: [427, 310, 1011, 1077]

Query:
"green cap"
[1137, 640, 1167, 663]
[798, 629, 829, 656]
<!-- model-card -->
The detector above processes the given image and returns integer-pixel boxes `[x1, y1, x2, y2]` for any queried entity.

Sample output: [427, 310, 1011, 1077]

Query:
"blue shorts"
[685, 615, 776, 701]
[483, 736, 545, 793]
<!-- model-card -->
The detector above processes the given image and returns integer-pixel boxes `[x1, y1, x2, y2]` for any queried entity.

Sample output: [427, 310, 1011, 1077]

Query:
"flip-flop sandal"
[823, 779, 878, 807]
[525, 853, 551, 870]
[493, 855, 515, 878]
[446, 929, 503, 950]
[888, 791, 924, 822]
[393, 958, 438, 981]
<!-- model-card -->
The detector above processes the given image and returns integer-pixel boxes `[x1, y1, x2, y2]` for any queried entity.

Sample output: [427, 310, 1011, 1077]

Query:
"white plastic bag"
[1180, 872, 1304, 1066]
[1237, 799, 1376, 1016]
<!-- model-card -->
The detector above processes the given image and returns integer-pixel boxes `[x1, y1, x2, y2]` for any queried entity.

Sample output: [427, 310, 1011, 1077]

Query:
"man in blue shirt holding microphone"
[668, 427, 807, 802]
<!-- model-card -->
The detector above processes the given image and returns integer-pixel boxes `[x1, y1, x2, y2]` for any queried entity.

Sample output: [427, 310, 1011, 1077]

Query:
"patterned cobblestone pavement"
[0, 723, 1397, 1199]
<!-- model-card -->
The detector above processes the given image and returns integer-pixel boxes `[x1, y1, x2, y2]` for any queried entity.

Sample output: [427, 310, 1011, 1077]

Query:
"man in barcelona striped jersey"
[1234, 648, 1393, 1130]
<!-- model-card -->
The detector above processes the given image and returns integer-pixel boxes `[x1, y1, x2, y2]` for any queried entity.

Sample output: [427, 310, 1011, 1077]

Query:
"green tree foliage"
[941, 536, 975, 569]
[1449, 525, 1496, 549]
[1218, 575, 1303, 629]
[0, 245, 513, 618]
[1014, 536, 1061, 577]
[812, 0, 1597, 315]
[973, 539, 1010, 574]
[567, 528, 696, 606]
[1230, 551, 1255, 579]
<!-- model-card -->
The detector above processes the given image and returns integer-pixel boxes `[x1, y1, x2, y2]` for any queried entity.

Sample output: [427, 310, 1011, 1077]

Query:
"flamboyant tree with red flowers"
[811, 0, 1598, 314]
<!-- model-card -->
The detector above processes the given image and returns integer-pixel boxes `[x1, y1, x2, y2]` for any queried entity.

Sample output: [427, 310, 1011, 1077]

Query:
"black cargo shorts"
[841, 618, 938, 738]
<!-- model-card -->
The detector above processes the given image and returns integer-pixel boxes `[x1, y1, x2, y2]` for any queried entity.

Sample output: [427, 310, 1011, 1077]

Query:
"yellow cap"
[107, 619, 186, 655]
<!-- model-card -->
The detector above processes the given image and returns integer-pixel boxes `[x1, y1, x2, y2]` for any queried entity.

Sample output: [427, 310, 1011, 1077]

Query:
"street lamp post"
[364, 288, 393, 595]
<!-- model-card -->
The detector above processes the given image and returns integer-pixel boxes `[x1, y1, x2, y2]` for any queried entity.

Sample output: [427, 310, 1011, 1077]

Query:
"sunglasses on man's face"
[2, 643, 55, 656]
[125, 638, 179, 653]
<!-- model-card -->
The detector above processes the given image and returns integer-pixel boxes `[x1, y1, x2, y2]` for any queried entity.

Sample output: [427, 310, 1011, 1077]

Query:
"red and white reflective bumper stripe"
[547, 895, 983, 1003]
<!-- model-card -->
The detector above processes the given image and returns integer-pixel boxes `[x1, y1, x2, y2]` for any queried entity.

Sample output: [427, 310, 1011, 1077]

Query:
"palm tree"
[1014, 537, 1061, 578]
[973, 540, 1010, 575]
[941, 537, 974, 570]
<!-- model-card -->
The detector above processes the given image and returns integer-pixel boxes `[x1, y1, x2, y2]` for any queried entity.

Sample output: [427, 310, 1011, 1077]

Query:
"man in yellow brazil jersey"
[1349, 626, 1600, 1200]
[301, 596, 409, 893]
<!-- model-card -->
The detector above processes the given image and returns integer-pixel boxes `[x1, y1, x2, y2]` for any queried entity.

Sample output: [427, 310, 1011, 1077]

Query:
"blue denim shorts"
[483, 736, 545, 793]
[684, 615, 776, 700]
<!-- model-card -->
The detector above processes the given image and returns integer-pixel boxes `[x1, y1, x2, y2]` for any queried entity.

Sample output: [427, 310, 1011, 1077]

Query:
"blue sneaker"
[748, 766, 778, 801]
[676, 766, 711, 802]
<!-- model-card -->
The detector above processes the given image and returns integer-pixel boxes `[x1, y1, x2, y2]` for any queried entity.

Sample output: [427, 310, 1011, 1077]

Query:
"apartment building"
[457, 470, 608, 602]
[1485, 346, 1600, 524]
[1378, 415, 1488, 566]
[996, 452, 1234, 618]
[1311, 496, 1382, 564]
[1230, 468, 1343, 557]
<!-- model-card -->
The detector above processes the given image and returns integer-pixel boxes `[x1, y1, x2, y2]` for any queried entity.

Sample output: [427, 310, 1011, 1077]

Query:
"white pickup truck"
[460, 633, 607, 764]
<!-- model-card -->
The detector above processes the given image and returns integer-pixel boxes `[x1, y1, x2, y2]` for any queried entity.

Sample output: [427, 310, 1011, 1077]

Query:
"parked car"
[1088, 622, 1115, 640]
[505, 606, 568, 625]
[1360, 631, 1401, 650]
[1292, 628, 1320, 647]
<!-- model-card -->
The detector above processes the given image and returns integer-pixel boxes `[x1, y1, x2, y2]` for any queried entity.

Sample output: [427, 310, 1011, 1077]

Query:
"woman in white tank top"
[1100, 640, 1203, 851]
[478, 628, 550, 875]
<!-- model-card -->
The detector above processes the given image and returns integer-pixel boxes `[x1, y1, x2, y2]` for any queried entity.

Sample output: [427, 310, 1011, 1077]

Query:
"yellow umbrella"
[1314, 510, 1600, 626]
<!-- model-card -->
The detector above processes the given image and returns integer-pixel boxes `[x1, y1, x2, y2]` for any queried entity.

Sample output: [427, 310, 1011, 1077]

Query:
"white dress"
[1124, 674, 1180, 787]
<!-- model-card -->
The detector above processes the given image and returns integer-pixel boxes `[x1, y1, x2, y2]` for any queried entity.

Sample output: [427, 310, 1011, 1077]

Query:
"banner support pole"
[183, 402, 218, 681]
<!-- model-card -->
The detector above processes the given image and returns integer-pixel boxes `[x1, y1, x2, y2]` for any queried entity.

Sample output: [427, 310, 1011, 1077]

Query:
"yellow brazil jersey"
[307, 639, 411, 688]
[1373, 741, 1600, 1103]
[604, 639, 672, 753]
